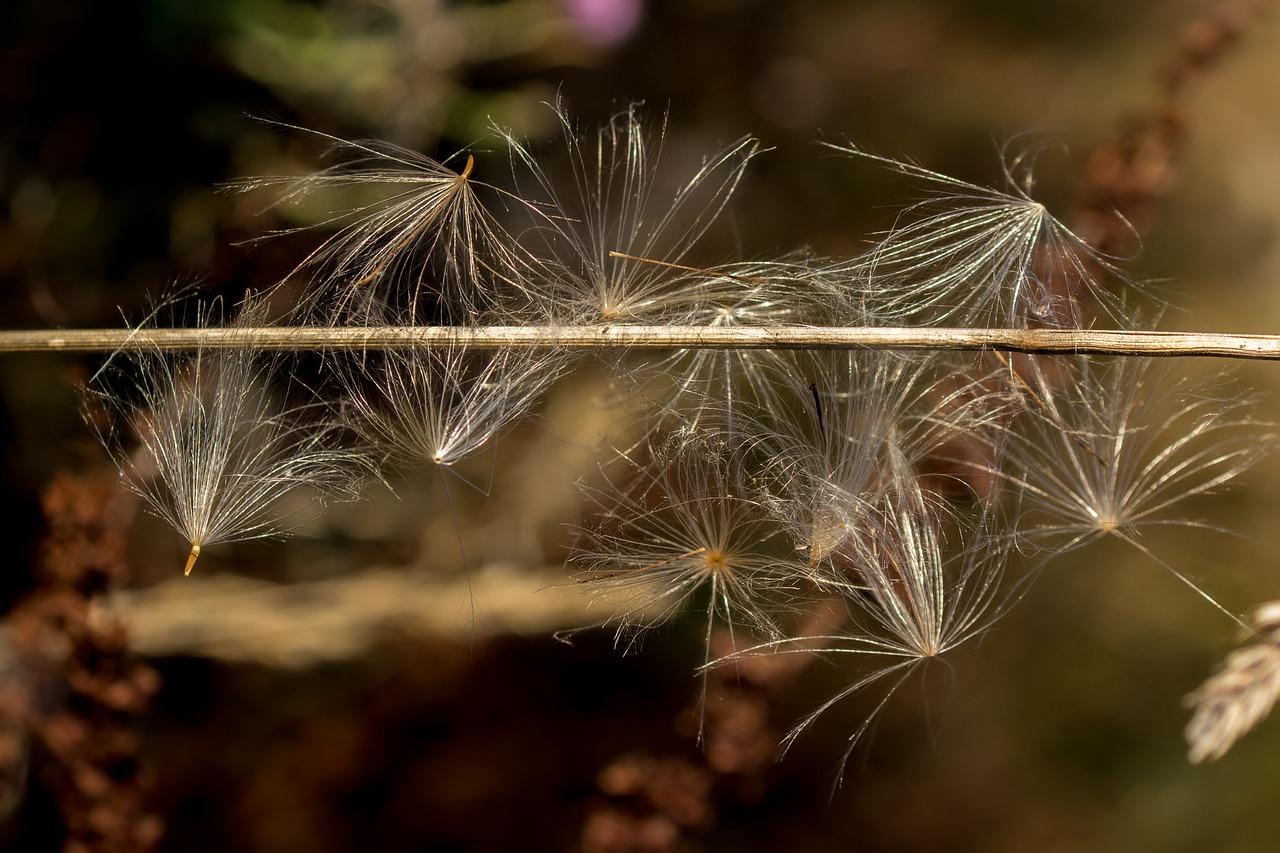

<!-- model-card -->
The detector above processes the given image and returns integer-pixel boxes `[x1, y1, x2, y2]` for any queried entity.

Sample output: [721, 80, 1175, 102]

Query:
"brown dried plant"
[1186, 601, 1280, 763]
[3, 471, 163, 852]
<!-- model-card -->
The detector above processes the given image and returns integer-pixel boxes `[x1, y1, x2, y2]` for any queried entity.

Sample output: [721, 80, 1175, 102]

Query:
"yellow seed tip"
[184, 543, 201, 577]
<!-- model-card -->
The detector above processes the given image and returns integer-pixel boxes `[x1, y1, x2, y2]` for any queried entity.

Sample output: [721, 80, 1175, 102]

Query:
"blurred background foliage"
[3, 0, 1280, 851]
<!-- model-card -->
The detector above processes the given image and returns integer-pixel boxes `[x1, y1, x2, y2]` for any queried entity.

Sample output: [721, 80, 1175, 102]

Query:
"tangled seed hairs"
[622, 254, 848, 434]
[742, 348, 1005, 585]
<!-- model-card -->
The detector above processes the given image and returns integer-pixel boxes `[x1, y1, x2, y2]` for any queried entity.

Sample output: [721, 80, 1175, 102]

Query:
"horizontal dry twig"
[72, 563, 599, 668]
[3, 325, 1280, 359]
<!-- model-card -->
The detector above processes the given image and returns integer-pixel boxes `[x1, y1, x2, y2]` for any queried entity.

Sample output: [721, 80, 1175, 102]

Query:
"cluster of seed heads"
[89, 101, 1275, 768]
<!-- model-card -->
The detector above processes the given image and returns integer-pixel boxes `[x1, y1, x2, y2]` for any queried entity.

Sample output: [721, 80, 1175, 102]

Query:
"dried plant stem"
[5, 325, 1280, 359]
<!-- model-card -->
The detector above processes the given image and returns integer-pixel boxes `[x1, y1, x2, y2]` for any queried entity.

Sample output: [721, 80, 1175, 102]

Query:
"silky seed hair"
[709, 471, 1015, 779]
[88, 296, 369, 575]
[238, 127, 532, 325]
[339, 336, 567, 487]
[997, 355, 1267, 548]
[570, 435, 813, 740]
[496, 99, 762, 326]
[980, 354, 1271, 624]
[570, 436, 802, 660]
[827, 144, 1137, 328]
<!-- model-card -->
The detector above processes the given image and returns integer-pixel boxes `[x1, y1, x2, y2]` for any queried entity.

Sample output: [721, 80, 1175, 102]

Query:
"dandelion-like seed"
[498, 100, 761, 325]
[572, 439, 797, 658]
[342, 341, 565, 488]
[988, 355, 1270, 621]
[89, 300, 367, 574]
[240, 128, 527, 324]
[712, 474, 1014, 777]
[830, 145, 1134, 327]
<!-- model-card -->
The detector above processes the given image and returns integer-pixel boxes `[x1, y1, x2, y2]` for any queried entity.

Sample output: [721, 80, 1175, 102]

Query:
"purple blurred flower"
[563, 0, 644, 48]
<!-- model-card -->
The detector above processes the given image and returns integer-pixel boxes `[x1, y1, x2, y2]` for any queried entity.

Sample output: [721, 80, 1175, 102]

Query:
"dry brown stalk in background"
[1, 471, 162, 853]
[1074, 0, 1270, 255]
[580, 600, 846, 852]
[1186, 601, 1280, 763]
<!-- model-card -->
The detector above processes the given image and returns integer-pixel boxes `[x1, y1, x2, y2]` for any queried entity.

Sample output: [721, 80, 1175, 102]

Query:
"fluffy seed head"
[239, 128, 529, 324]
[571, 438, 798, 653]
[828, 144, 1137, 327]
[497, 100, 762, 325]
[89, 298, 368, 574]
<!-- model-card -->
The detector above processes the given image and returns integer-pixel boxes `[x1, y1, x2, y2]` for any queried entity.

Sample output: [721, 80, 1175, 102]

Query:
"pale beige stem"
[4, 325, 1280, 359]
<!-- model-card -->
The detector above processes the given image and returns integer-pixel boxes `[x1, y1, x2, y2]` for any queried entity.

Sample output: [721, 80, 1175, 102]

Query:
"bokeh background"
[4, 0, 1280, 851]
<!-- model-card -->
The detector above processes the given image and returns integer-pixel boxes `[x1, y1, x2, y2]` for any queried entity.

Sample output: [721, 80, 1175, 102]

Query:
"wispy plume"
[712, 472, 1015, 780]
[828, 145, 1136, 327]
[237, 127, 530, 324]
[340, 339, 566, 489]
[571, 437, 799, 656]
[497, 99, 762, 325]
[88, 296, 369, 574]
[982, 355, 1271, 623]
